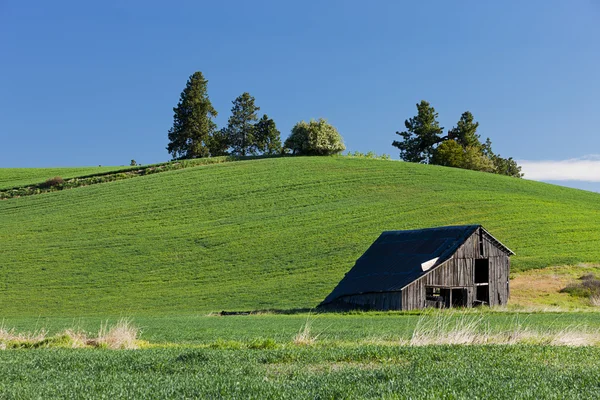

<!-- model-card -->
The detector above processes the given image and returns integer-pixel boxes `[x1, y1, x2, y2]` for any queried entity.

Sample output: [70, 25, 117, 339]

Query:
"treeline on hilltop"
[166, 72, 345, 160]
[393, 101, 523, 178]
[165, 72, 522, 178]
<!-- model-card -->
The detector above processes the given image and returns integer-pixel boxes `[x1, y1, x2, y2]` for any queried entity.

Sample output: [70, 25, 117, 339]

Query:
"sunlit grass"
[1, 156, 600, 315]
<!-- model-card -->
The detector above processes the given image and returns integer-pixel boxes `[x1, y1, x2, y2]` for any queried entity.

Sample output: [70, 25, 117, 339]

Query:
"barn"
[319, 225, 514, 311]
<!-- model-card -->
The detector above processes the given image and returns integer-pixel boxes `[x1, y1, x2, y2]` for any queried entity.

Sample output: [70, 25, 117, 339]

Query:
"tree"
[226, 92, 260, 156]
[431, 140, 494, 172]
[431, 140, 465, 168]
[284, 119, 345, 156]
[166, 72, 218, 159]
[207, 128, 230, 157]
[448, 111, 481, 149]
[253, 114, 282, 155]
[392, 100, 445, 163]
[482, 138, 524, 177]
[491, 154, 523, 178]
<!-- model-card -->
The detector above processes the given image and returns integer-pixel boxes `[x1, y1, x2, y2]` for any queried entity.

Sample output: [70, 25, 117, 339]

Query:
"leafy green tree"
[253, 115, 282, 155]
[431, 140, 465, 168]
[431, 140, 495, 173]
[482, 138, 524, 177]
[166, 72, 218, 159]
[392, 101, 445, 163]
[226, 92, 260, 156]
[492, 154, 523, 178]
[284, 119, 345, 156]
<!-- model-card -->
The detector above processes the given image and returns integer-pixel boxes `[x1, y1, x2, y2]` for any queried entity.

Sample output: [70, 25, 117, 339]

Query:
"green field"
[1, 345, 599, 399]
[0, 166, 130, 189]
[3, 157, 600, 398]
[2, 312, 600, 345]
[2, 156, 600, 316]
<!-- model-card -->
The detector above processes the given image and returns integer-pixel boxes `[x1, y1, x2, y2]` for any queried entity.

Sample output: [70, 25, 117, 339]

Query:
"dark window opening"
[426, 287, 441, 300]
[425, 287, 445, 308]
[451, 288, 468, 307]
[475, 285, 489, 305]
[475, 259, 489, 284]
[426, 287, 468, 308]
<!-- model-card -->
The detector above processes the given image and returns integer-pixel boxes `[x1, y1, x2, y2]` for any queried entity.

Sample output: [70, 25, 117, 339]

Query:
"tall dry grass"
[409, 310, 600, 346]
[0, 318, 140, 350]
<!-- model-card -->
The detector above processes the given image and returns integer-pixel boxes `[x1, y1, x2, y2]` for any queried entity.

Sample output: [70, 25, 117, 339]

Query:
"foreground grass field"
[2, 156, 600, 315]
[2, 345, 599, 399]
[2, 312, 600, 398]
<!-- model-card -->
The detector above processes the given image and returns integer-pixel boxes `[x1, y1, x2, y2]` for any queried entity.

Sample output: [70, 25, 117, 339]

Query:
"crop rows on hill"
[1, 157, 600, 315]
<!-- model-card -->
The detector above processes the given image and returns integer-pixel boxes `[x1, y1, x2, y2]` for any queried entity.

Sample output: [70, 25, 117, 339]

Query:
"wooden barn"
[319, 225, 514, 311]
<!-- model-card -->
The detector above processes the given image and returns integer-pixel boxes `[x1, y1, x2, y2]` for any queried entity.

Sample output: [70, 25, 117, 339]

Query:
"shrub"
[560, 274, 600, 299]
[40, 176, 64, 189]
[347, 151, 391, 160]
[284, 119, 345, 156]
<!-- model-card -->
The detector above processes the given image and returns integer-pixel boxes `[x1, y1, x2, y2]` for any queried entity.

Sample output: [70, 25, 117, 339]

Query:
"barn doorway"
[451, 288, 467, 307]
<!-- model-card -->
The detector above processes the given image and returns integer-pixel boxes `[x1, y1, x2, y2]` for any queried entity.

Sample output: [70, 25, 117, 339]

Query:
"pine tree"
[226, 92, 260, 156]
[448, 111, 481, 149]
[392, 101, 445, 163]
[253, 115, 282, 155]
[166, 72, 218, 159]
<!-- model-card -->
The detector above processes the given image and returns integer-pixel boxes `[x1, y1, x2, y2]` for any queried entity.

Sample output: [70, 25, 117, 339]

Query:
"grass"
[510, 263, 600, 308]
[1, 312, 600, 397]
[0, 345, 599, 398]
[3, 312, 600, 345]
[0, 166, 129, 189]
[0, 318, 141, 349]
[1, 156, 600, 315]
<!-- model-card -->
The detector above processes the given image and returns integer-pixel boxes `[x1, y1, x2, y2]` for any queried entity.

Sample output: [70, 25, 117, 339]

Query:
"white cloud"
[519, 155, 600, 182]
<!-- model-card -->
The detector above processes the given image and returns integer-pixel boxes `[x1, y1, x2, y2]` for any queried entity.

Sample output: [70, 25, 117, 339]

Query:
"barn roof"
[321, 225, 513, 306]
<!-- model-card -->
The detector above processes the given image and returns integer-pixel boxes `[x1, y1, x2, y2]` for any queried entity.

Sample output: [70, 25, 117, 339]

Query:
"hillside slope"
[1, 157, 599, 315]
[0, 166, 127, 189]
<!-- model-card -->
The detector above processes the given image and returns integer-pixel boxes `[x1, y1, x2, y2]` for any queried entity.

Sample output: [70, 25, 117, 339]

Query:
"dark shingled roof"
[321, 225, 512, 306]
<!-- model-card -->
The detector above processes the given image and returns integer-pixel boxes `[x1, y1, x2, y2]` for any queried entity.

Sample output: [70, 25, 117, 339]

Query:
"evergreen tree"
[482, 138, 524, 177]
[207, 128, 230, 157]
[226, 92, 260, 156]
[253, 115, 282, 155]
[448, 111, 481, 149]
[166, 72, 218, 159]
[392, 101, 445, 163]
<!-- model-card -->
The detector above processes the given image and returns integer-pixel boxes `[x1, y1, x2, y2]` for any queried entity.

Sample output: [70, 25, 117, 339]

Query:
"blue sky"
[1, 1, 599, 191]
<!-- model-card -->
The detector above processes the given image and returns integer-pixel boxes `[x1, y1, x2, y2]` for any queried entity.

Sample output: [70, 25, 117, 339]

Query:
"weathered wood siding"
[329, 292, 402, 310]
[401, 228, 510, 310]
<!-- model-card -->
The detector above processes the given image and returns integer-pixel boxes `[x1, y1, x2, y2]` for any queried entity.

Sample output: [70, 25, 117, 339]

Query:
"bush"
[560, 274, 600, 298]
[40, 176, 64, 189]
[347, 151, 391, 160]
[284, 119, 345, 156]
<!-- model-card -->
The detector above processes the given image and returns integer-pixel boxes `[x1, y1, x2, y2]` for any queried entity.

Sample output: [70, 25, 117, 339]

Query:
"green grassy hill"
[0, 166, 127, 189]
[1, 157, 599, 316]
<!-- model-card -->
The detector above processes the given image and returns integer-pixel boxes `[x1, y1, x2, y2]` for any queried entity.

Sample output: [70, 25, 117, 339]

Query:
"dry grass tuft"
[409, 310, 600, 346]
[95, 318, 140, 349]
[293, 317, 322, 346]
[0, 319, 140, 350]
[590, 295, 600, 307]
